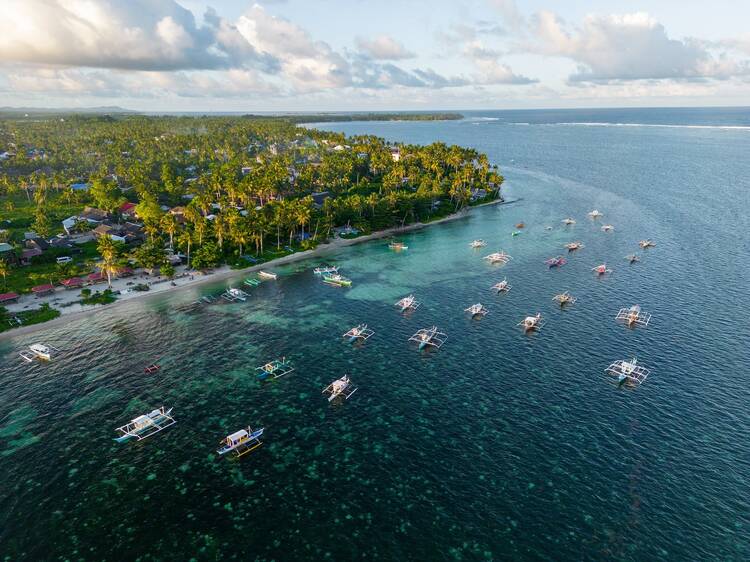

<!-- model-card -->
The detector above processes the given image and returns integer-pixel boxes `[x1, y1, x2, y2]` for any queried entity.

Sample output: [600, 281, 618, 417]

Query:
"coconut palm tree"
[96, 236, 121, 289]
[0, 258, 9, 290]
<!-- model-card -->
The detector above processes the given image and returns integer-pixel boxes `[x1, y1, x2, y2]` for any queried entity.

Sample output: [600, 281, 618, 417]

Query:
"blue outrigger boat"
[217, 426, 264, 458]
[114, 406, 176, 442]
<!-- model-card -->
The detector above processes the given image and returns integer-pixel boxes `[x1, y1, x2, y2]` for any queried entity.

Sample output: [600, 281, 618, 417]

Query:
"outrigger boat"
[244, 277, 261, 287]
[562, 218, 576, 225]
[217, 426, 264, 458]
[197, 294, 217, 304]
[469, 239, 487, 248]
[601, 224, 614, 232]
[483, 251, 512, 265]
[388, 241, 408, 251]
[625, 253, 640, 264]
[592, 263, 612, 276]
[553, 291, 576, 306]
[222, 287, 249, 302]
[313, 265, 339, 275]
[545, 255, 567, 268]
[517, 313, 545, 332]
[588, 209, 603, 219]
[511, 231, 522, 237]
[606, 357, 650, 387]
[515, 222, 525, 229]
[491, 278, 511, 293]
[144, 362, 160, 374]
[19, 343, 59, 362]
[323, 273, 352, 287]
[395, 294, 420, 312]
[343, 323, 374, 343]
[256, 357, 294, 380]
[323, 375, 358, 402]
[465, 303, 489, 317]
[615, 305, 651, 328]
[564, 241, 584, 252]
[409, 326, 447, 350]
[114, 406, 175, 442]
[639, 239, 656, 249]
[258, 271, 277, 280]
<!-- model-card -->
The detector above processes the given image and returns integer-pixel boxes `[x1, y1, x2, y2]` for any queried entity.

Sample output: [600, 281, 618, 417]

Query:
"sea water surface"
[1, 107, 749, 561]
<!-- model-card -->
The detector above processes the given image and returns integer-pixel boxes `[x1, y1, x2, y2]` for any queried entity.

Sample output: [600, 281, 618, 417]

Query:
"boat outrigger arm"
[256, 358, 295, 380]
[114, 406, 176, 442]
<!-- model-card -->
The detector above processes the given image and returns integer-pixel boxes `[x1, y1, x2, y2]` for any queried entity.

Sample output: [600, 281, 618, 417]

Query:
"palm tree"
[96, 236, 120, 289]
[0, 258, 8, 290]
[160, 213, 178, 250]
[176, 230, 193, 270]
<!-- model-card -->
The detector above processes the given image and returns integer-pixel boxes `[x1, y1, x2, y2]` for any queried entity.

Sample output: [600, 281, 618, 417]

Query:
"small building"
[79, 207, 108, 223]
[26, 237, 50, 252]
[0, 292, 19, 304]
[118, 266, 134, 277]
[87, 272, 107, 284]
[0, 242, 17, 265]
[20, 247, 43, 265]
[311, 191, 331, 209]
[119, 201, 137, 217]
[390, 147, 401, 162]
[61, 277, 85, 289]
[31, 284, 55, 297]
[241, 166, 252, 176]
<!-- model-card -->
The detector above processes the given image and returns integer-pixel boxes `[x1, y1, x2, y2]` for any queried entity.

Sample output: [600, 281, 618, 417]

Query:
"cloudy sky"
[1, 0, 749, 111]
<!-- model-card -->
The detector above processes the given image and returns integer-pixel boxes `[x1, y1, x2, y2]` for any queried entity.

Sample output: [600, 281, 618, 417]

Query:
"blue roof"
[71, 183, 90, 191]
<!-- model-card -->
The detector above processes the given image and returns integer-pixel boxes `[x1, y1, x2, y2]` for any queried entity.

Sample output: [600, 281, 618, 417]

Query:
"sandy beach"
[1, 198, 512, 340]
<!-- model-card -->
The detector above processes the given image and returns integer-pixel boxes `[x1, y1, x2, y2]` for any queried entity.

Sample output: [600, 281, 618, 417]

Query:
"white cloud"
[356, 35, 415, 60]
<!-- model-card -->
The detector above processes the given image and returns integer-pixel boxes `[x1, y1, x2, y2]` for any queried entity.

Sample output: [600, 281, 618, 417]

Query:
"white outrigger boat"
[256, 357, 294, 380]
[639, 239, 656, 249]
[395, 294, 420, 312]
[606, 357, 650, 387]
[483, 251, 512, 265]
[313, 265, 338, 275]
[465, 303, 489, 317]
[588, 209, 603, 219]
[217, 426, 264, 458]
[564, 241, 584, 252]
[19, 343, 59, 362]
[491, 278, 511, 293]
[517, 313, 545, 332]
[470, 239, 487, 248]
[323, 375, 358, 402]
[388, 241, 408, 251]
[114, 406, 176, 442]
[409, 326, 447, 350]
[258, 270, 277, 280]
[615, 305, 651, 328]
[553, 291, 577, 306]
[222, 287, 249, 302]
[343, 323, 374, 343]
[562, 217, 576, 225]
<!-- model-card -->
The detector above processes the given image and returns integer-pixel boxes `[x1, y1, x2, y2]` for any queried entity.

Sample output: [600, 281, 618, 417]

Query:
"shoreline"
[0, 197, 513, 340]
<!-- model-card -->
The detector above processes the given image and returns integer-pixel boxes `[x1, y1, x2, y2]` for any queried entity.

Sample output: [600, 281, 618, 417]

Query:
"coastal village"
[0, 114, 502, 332]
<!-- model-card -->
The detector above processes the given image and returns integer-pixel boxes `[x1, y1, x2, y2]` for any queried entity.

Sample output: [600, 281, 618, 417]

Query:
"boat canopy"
[227, 429, 248, 444]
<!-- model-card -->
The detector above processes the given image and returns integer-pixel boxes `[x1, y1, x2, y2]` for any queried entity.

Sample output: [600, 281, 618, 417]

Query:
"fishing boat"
[144, 363, 160, 374]
[313, 265, 339, 275]
[258, 271, 277, 280]
[562, 218, 576, 225]
[483, 251, 512, 264]
[588, 209, 603, 219]
[491, 278, 511, 293]
[592, 263, 611, 276]
[511, 231, 522, 237]
[323, 273, 352, 287]
[408, 326, 447, 350]
[469, 239, 487, 248]
[545, 256, 567, 268]
[606, 357, 650, 387]
[114, 406, 176, 442]
[465, 303, 489, 317]
[256, 357, 294, 380]
[639, 239, 656, 249]
[553, 291, 577, 306]
[388, 241, 408, 251]
[198, 295, 217, 304]
[19, 343, 58, 362]
[564, 241, 584, 252]
[517, 313, 545, 332]
[395, 294, 420, 312]
[244, 278, 261, 287]
[222, 287, 249, 302]
[343, 323, 375, 343]
[615, 305, 651, 328]
[625, 253, 640, 264]
[515, 222, 525, 229]
[601, 224, 615, 232]
[323, 375, 358, 402]
[217, 426, 264, 457]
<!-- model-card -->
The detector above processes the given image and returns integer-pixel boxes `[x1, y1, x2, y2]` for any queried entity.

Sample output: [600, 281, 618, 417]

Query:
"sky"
[1, 0, 749, 111]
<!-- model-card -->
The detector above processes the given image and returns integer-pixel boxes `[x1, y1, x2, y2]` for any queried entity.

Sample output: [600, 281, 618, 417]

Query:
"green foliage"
[80, 288, 117, 306]
[0, 302, 61, 333]
[191, 241, 221, 270]
[134, 240, 167, 270]
[160, 262, 175, 278]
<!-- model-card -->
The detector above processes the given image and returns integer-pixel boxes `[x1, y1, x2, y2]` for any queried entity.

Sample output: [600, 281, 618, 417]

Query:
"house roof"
[80, 207, 108, 221]
[61, 277, 84, 287]
[92, 223, 114, 235]
[0, 242, 14, 253]
[119, 201, 137, 213]
[21, 248, 43, 259]
[87, 272, 105, 281]
[0, 292, 19, 303]
[31, 283, 55, 293]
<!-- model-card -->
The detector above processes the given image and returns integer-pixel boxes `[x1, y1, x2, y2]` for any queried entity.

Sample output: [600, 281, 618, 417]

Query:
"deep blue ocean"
[1, 107, 749, 561]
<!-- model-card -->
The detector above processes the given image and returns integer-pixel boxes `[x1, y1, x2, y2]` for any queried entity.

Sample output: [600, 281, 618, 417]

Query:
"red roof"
[119, 201, 137, 213]
[118, 266, 134, 275]
[31, 283, 55, 293]
[87, 272, 106, 281]
[0, 292, 19, 303]
[61, 277, 84, 287]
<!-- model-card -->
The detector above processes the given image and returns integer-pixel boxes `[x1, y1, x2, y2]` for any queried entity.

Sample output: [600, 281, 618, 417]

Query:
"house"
[20, 248, 43, 265]
[119, 201, 137, 218]
[87, 272, 107, 284]
[92, 223, 126, 243]
[26, 237, 50, 252]
[70, 182, 90, 192]
[241, 166, 252, 176]
[61, 277, 85, 289]
[79, 207, 108, 222]
[118, 266, 134, 277]
[390, 147, 401, 162]
[310, 191, 331, 209]
[0, 242, 17, 265]
[31, 284, 55, 297]
[0, 292, 19, 304]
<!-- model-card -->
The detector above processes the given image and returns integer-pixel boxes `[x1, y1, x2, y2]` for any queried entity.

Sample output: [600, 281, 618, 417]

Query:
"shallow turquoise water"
[1, 108, 749, 560]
